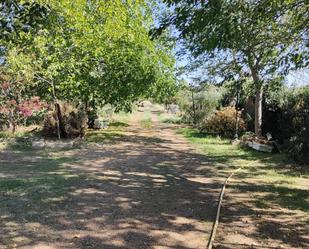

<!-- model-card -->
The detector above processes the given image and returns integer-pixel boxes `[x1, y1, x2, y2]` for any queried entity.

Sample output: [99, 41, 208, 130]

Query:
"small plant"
[201, 106, 246, 138]
[140, 117, 152, 129]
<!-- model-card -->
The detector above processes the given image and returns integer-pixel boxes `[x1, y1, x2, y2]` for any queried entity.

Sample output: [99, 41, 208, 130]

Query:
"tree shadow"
[177, 128, 309, 248]
[0, 133, 221, 248]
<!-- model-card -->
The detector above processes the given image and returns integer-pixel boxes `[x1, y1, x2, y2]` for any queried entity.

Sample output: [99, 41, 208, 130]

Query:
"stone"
[94, 119, 109, 129]
[166, 104, 179, 114]
[247, 141, 273, 153]
[32, 139, 45, 149]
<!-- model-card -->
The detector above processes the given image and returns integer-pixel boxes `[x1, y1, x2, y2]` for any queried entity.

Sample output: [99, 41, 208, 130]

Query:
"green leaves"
[1, 0, 176, 111]
[164, 0, 308, 77]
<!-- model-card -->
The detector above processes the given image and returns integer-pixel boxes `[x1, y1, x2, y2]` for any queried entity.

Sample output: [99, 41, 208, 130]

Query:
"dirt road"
[0, 112, 220, 249]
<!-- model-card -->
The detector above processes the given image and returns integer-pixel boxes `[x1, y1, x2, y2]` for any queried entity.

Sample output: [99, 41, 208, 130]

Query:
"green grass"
[0, 126, 43, 151]
[0, 132, 33, 151]
[177, 127, 289, 167]
[178, 127, 309, 212]
[85, 122, 126, 143]
[0, 130, 29, 139]
[160, 114, 183, 124]
[139, 111, 152, 129]
[111, 111, 133, 124]
[140, 118, 152, 128]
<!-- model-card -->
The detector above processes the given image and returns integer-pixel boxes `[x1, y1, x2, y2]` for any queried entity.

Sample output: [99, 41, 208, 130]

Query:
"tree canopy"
[1, 0, 176, 112]
[162, 0, 308, 135]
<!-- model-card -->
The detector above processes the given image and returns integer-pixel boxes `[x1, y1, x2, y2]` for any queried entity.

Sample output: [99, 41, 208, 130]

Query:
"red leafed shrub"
[0, 96, 47, 117]
[17, 97, 48, 117]
[200, 107, 246, 138]
[0, 76, 47, 132]
[0, 96, 47, 132]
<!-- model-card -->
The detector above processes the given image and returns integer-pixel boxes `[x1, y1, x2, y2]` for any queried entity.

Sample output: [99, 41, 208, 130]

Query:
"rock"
[266, 132, 273, 141]
[166, 104, 179, 114]
[247, 141, 273, 153]
[32, 139, 46, 149]
[94, 119, 109, 129]
[232, 139, 241, 145]
[32, 139, 81, 149]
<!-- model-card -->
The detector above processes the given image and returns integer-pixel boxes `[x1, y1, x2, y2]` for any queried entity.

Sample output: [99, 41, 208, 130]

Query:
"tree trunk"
[55, 102, 66, 138]
[49, 80, 62, 140]
[255, 86, 263, 137]
[248, 61, 263, 137]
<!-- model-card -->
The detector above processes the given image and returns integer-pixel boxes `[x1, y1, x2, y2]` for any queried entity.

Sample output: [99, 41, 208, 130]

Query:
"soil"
[0, 112, 220, 249]
[0, 110, 308, 249]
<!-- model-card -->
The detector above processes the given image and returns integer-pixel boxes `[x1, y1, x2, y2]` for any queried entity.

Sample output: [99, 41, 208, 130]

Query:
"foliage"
[29, 0, 176, 110]
[162, 0, 308, 136]
[260, 85, 309, 163]
[200, 107, 246, 138]
[42, 102, 87, 139]
[0, 0, 48, 42]
[288, 124, 309, 165]
[0, 64, 46, 132]
[176, 85, 224, 125]
[97, 105, 115, 120]
[1, 0, 176, 126]
[286, 87, 309, 164]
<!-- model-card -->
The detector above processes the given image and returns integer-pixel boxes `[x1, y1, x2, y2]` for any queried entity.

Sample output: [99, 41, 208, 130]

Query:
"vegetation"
[175, 84, 224, 125]
[201, 107, 246, 138]
[0, 1, 308, 247]
[161, 0, 308, 136]
[0, 0, 176, 138]
[178, 127, 309, 210]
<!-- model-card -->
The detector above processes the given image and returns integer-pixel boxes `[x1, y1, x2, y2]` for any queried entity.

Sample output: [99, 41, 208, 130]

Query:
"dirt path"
[0, 111, 221, 249]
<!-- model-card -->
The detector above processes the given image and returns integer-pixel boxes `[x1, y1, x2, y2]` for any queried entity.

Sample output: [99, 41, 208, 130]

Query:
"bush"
[43, 102, 88, 139]
[201, 106, 246, 138]
[176, 85, 224, 125]
[288, 125, 309, 164]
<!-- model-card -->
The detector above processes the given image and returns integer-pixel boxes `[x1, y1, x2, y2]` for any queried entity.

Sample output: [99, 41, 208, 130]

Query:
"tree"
[19, 0, 176, 109]
[162, 0, 308, 136]
[1, 0, 176, 136]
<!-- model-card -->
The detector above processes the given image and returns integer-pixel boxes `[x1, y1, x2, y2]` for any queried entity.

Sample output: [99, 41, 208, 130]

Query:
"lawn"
[178, 127, 309, 248]
[178, 127, 309, 209]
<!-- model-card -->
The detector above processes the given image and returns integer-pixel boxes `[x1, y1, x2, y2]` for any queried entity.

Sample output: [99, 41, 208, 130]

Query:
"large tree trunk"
[55, 102, 66, 138]
[248, 61, 263, 137]
[255, 86, 263, 137]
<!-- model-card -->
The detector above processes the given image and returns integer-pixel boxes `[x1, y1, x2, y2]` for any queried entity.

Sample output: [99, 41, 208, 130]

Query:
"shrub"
[201, 106, 246, 138]
[43, 102, 88, 139]
[176, 85, 224, 125]
[286, 87, 309, 164]
[288, 125, 309, 164]
[262, 86, 309, 163]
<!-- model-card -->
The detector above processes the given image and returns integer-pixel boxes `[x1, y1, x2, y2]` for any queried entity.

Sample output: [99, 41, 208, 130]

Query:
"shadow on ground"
[178, 128, 309, 249]
[0, 132, 220, 249]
